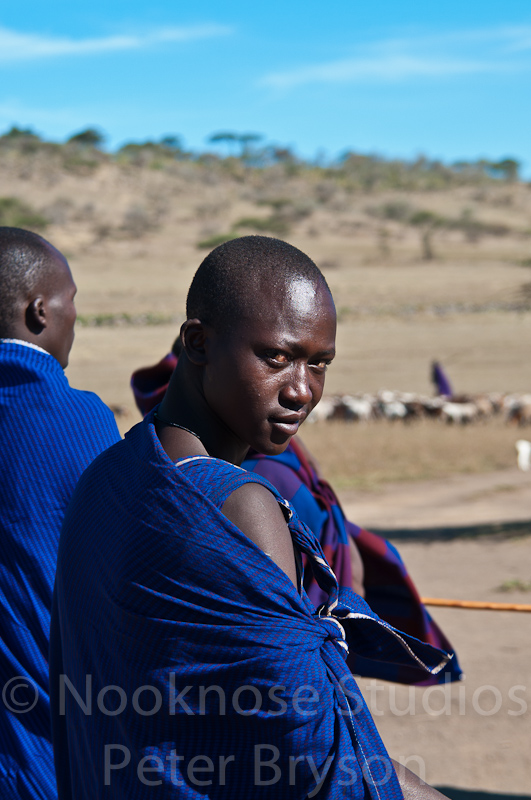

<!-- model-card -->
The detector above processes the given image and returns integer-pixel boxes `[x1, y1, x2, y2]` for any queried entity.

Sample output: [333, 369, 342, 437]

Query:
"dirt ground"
[339, 468, 531, 531]
[337, 474, 531, 797]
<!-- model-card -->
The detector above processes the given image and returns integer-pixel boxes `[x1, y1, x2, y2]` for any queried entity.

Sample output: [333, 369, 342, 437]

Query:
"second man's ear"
[25, 297, 47, 335]
[181, 319, 209, 366]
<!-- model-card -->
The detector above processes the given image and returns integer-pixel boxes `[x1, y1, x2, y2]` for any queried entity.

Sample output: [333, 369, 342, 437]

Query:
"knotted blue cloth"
[244, 440, 462, 685]
[0, 340, 120, 800]
[51, 410, 451, 798]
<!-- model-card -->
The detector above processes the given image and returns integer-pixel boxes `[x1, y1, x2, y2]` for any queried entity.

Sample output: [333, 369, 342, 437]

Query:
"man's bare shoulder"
[222, 482, 297, 586]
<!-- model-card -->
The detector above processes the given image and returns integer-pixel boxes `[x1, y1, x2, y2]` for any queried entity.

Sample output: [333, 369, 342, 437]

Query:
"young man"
[52, 236, 450, 798]
[131, 352, 461, 685]
[0, 228, 120, 799]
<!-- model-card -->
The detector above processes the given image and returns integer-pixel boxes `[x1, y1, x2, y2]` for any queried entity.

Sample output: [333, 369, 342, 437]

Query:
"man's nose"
[282, 363, 313, 407]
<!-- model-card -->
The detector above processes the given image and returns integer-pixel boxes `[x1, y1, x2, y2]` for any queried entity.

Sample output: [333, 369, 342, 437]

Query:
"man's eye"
[312, 359, 332, 370]
[266, 351, 289, 364]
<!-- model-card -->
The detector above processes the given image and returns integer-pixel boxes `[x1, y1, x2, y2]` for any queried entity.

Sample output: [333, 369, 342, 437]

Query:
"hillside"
[2, 135, 531, 486]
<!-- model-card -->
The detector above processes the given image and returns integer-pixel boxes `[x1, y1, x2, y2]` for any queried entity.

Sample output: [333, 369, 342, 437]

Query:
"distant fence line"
[77, 312, 182, 327]
[77, 303, 531, 329]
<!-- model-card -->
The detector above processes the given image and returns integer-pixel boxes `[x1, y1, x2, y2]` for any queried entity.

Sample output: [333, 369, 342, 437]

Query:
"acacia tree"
[238, 133, 262, 159]
[67, 128, 106, 148]
[491, 158, 520, 182]
[208, 131, 263, 159]
[3, 126, 40, 140]
[409, 210, 444, 261]
[208, 131, 238, 156]
[160, 135, 183, 151]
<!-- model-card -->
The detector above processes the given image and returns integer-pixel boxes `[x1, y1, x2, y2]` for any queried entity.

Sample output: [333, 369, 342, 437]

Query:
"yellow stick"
[421, 597, 531, 612]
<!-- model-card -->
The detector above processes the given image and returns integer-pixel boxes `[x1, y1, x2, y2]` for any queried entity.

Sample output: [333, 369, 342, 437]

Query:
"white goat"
[441, 402, 478, 424]
[341, 395, 373, 422]
[306, 395, 340, 423]
[516, 440, 531, 471]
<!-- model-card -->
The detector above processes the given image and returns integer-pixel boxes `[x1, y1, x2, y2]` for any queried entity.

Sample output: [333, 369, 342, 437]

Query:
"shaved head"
[0, 227, 57, 336]
[186, 235, 332, 333]
[0, 227, 77, 367]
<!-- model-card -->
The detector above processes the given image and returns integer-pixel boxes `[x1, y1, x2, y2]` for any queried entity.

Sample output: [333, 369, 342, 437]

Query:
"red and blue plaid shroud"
[51, 412, 451, 799]
[243, 439, 462, 685]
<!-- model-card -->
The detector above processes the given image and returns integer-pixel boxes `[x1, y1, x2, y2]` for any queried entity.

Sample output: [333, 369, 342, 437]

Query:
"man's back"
[0, 340, 120, 799]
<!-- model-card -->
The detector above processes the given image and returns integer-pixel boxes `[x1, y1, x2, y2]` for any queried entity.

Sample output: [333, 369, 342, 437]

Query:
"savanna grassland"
[2, 132, 531, 488]
[3, 133, 531, 794]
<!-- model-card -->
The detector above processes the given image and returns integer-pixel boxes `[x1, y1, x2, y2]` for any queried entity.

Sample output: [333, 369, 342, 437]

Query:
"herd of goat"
[308, 390, 531, 425]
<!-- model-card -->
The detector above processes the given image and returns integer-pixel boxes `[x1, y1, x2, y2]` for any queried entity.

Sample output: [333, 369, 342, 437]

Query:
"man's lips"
[269, 413, 305, 435]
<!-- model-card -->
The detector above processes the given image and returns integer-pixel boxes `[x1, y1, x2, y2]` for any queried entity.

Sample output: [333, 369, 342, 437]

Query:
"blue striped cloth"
[0, 341, 120, 800]
[52, 410, 451, 798]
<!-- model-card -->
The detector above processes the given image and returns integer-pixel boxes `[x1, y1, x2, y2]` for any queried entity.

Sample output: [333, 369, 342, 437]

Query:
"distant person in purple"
[431, 360, 453, 397]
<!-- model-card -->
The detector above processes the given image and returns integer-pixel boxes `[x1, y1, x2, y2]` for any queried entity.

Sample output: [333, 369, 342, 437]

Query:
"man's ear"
[181, 319, 209, 366]
[25, 297, 47, 335]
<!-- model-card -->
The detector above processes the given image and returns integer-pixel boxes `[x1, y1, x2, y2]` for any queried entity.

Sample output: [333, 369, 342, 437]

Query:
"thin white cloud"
[0, 24, 233, 64]
[396, 24, 531, 50]
[497, 25, 531, 52]
[261, 56, 498, 89]
[259, 25, 531, 90]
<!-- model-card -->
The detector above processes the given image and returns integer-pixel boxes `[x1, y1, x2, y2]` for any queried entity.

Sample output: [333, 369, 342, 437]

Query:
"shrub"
[366, 201, 413, 222]
[0, 197, 48, 229]
[232, 215, 289, 235]
[256, 197, 291, 211]
[257, 198, 314, 222]
[409, 210, 445, 260]
[196, 233, 240, 249]
[67, 128, 106, 148]
[61, 154, 102, 175]
[115, 137, 187, 168]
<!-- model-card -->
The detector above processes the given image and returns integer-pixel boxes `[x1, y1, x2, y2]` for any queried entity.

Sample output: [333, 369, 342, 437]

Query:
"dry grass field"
[300, 419, 522, 490]
[5, 153, 526, 487]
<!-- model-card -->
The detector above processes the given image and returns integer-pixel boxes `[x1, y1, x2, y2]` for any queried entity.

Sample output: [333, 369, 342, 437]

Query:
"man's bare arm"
[391, 759, 448, 800]
[222, 482, 297, 587]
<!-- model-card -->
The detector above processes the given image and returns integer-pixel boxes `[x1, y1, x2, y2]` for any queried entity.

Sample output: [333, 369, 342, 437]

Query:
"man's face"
[202, 277, 336, 456]
[42, 247, 77, 368]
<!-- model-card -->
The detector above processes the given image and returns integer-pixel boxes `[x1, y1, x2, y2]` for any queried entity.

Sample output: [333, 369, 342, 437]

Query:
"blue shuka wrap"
[51, 411, 451, 799]
[0, 340, 120, 800]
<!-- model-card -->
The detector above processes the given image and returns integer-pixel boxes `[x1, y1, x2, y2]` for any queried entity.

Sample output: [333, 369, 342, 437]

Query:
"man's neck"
[0, 338, 51, 357]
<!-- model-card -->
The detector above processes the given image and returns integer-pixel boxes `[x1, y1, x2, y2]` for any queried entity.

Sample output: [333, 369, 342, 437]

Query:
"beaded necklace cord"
[154, 411, 202, 442]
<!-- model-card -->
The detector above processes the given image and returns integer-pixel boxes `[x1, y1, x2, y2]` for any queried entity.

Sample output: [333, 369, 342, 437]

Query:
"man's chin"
[260, 435, 293, 457]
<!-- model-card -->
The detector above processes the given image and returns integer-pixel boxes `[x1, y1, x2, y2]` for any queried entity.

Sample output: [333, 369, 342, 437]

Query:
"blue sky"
[2, 1, 531, 171]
